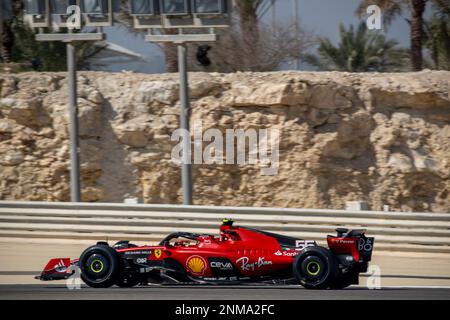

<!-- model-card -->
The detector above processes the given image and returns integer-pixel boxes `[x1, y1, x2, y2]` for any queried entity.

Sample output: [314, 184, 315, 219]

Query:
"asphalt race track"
[1, 284, 450, 300]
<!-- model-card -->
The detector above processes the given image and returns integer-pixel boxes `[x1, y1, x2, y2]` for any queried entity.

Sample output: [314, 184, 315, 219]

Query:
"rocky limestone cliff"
[0, 70, 449, 212]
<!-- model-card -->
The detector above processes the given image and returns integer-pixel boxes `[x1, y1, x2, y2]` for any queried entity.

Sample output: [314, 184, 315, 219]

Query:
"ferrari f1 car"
[36, 219, 374, 289]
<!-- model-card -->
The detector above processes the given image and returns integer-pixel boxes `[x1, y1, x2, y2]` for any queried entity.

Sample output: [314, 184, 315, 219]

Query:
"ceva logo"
[210, 261, 233, 270]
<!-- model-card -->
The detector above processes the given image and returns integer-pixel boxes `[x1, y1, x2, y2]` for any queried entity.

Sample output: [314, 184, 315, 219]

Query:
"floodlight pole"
[34, 28, 104, 203]
[28, 4, 113, 203]
[0, 3, 4, 56]
[67, 41, 81, 202]
[292, 0, 299, 70]
[142, 2, 232, 206]
[178, 44, 193, 205]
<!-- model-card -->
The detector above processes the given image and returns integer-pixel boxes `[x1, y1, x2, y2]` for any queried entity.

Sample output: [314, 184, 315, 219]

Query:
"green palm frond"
[304, 22, 409, 72]
[423, 12, 450, 70]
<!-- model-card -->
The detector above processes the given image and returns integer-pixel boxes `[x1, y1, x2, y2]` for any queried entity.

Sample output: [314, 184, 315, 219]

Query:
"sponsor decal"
[210, 261, 233, 270]
[202, 276, 243, 281]
[54, 260, 68, 273]
[136, 258, 147, 264]
[359, 238, 374, 252]
[283, 251, 298, 257]
[336, 239, 355, 244]
[295, 240, 316, 250]
[235, 257, 272, 271]
[186, 255, 207, 275]
[274, 250, 298, 257]
[124, 250, 152, 255]
[154, 249, 162, 259]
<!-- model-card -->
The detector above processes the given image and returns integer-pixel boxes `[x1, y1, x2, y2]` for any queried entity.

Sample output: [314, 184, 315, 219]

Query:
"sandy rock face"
[0, 70, 449, 212]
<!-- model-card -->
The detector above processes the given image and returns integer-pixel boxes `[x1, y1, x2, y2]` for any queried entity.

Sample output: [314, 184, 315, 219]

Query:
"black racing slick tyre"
[293, 246, 339, 289]
[329, 269, 359, 289]
[329, 278, 352, 290]
[79, 245, 119, 288]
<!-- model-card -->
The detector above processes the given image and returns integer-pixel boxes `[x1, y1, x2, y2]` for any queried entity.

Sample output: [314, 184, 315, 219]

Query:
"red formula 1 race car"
[36, 219, 374, 289]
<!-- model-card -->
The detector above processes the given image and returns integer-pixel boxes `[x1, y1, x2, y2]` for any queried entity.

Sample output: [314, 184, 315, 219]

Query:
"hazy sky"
[103, 0, 414, 73]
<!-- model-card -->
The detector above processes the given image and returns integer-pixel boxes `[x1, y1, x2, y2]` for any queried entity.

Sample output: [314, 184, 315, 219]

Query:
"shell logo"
[186, 255, 206, 275]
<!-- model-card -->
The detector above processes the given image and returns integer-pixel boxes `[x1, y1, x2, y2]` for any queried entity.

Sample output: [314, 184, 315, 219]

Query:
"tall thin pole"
[0, 2, 4, 59]
[178, 44, 193, 205]
[67, 42, 81, 202]
[292, 0, 299, 70]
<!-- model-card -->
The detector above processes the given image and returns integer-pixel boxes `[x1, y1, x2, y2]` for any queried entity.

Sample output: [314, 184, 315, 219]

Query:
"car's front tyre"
[79, 245, 119, 288]
[293, 246, 338, 289]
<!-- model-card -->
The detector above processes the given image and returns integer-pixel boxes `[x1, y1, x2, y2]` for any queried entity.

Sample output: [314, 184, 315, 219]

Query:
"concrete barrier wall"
[0, 201, 449, 254]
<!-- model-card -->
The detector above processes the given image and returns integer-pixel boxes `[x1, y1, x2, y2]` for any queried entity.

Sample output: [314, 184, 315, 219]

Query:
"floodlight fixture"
[50, 0, 77, 15]
[160, 0, 190, 16]
[81, 0, 109, 14]
[80, 0, 119, 27]
[23, 0, 51, 28]
[129, 0, 160, 15]
[23, 0, 47, 15]
[159, 0, 230, 28]
[128, 0, 162, 28]
[192, 0, 227, 15]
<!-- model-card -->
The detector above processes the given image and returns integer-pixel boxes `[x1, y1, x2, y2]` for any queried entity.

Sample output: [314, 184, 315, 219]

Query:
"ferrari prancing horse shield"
[154, 249, 162, 259]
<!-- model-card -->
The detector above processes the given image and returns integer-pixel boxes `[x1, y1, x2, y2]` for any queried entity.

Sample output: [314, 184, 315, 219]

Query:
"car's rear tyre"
[293, 246, 338, 289]
[79, 245, 119, 288]
[329, 277, 352, 289]
[329, 269, 359, 289]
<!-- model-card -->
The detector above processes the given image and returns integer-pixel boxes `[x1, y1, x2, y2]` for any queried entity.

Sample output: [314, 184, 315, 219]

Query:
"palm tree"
[208, 0, 316, 72]
[0, 21, 14, 63]
[357, 0, 450, 71]
[1, 0, 23, 63]
[423, 13, 450, 70]
[304, 22, 409, 72]
[235, 0, 264, 42]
